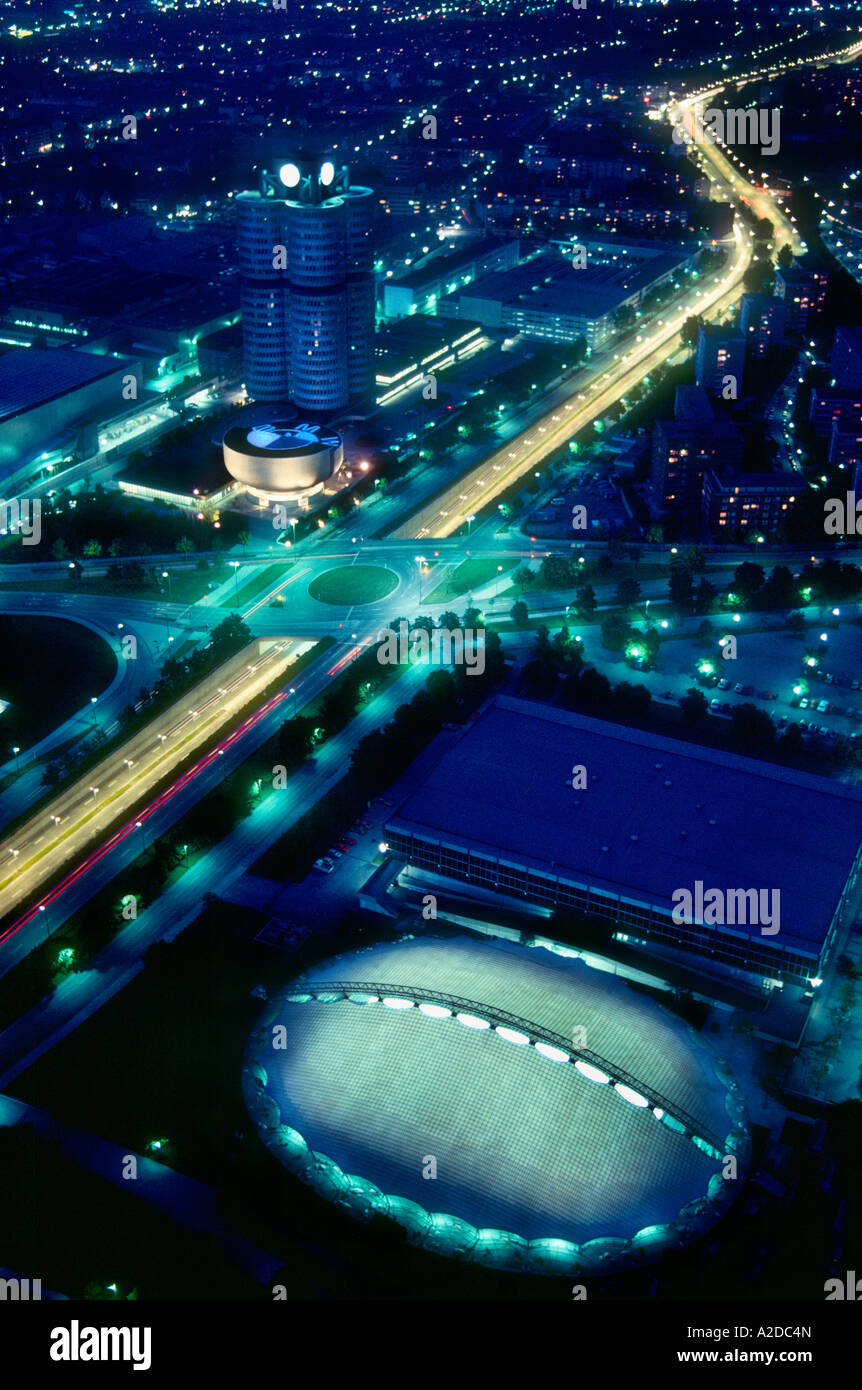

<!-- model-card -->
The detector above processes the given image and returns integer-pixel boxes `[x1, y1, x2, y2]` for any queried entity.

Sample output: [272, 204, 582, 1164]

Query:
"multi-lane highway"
[0, 638, 310, 925]
[389, 38, 862, 542]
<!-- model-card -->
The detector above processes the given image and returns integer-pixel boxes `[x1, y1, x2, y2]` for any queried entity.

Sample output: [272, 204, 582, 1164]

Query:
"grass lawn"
[0, 616, 116, 747]
[308, 564, 399, 606]
[6, 901, 269, 1185]
[424, 557, 517, 604]
[224, 562, 291, 610]
[0, 570, 217, 606]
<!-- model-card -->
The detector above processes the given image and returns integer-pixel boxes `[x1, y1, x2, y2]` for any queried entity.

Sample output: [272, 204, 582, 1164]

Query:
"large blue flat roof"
[0, 348, 133, 424]
[388, 697, 862, 952]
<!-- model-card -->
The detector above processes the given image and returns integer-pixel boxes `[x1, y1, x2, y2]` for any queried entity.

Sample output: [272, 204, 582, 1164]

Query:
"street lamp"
[12, 745, 20, 771]
[495, 564, 503, 599]
[89, 696, 98, 728]
[289, 686, 297, 718]
[415, 555, 426, 603]
[230, 560, 240, 606]
[161, 569, 172, 601]
[466, 514, 476, 536]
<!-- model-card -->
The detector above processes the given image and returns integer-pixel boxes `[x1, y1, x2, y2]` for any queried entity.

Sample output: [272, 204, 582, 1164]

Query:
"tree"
[575, 667, 612, 709]
[693, 578, 716, 615]
[510, 600, 529, 625]
[596, 552, 613, 578]
[669, 568, 694, 613]
[777, 243, 793, 270]
[733, 562, 764, 600]
[601, 613, 632, 653]
[613, 681, 651, 720]
[319, 685, 357, 737]
[437, 611, 460, 632]
[532, 625, 552, 658]
[731, 702, 775, 749]
[681, 315, 702, 346]
[574, 584, 597, 618]
[209, 613, 251, 657]
[680, 687, 708, 724]
[759, 565, 797, 610]
[276, 715, 316, 770]
[615, 577, 641, 610]
[643, 627, 661, 663]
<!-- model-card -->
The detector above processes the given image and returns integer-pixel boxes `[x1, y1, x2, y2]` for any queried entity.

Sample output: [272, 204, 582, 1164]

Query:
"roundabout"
[307, 564, 400, 607]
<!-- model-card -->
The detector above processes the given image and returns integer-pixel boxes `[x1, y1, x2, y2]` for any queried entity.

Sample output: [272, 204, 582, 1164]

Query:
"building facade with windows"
[384, 698, 862, 989]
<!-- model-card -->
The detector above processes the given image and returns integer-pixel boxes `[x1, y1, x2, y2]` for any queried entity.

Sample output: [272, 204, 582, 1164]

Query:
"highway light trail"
[392, 39, 861, 544]
[0, 691, 286, 948]
[241, 565, 311, 621]
[327, 639, 373, 677]
[0, 639, 308, 923]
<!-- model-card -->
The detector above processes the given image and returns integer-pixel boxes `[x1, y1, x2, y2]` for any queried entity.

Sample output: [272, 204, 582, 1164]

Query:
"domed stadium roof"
[244, 935, 749, 1276]
[222, 420, 342, 499]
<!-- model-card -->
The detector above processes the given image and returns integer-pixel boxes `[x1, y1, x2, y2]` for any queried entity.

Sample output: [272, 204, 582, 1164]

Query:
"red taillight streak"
[0, 693, 286, 946]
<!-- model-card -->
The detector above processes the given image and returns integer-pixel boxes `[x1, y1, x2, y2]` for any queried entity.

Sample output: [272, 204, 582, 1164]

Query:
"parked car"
[799, 698, 810, 710]
[328, 848, 343, 859]
[313, 858, 334, 874]
[341, 835, 357, 846]
[717, 678, 729, 690]
[818, 699, 829, 714]
[741, 685, 755, 697]
[734, 683, 744, 694]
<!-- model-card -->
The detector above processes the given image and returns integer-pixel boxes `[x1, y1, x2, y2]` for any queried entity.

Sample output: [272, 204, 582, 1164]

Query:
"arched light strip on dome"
[279, 162, 300, 188]
[575, 1060, 610, 1084]
[279, 984, 728, 1157]
[320, 160, 335, 186]
[692, 1135, 724, 1161]
[313, 992, 343, 1003]
[348, 993, 379, 1004]
[495, 1026, 529, 1045]
[614, 1083, 650, 1108]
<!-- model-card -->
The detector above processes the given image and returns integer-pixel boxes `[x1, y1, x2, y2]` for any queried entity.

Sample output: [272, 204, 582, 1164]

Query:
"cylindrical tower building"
[236, 192, 290, 403]
[342, 185, 376, 401]
[236, 158, 375, 412]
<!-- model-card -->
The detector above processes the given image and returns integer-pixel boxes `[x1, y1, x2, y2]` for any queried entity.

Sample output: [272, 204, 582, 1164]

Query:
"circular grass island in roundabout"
[244, 935, 750, 1277]
[307, 564, 399, 606]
